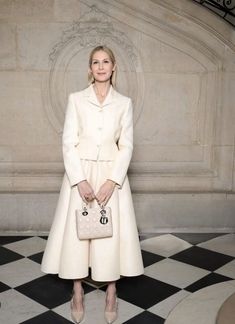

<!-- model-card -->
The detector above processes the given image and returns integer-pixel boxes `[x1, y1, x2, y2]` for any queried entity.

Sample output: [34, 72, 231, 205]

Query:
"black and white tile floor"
[1, 233, 235, 323]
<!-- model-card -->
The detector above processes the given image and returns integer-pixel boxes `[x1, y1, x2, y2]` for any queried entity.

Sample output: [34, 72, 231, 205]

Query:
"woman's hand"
[77, 180, 96, 203]
[96, 180, 116, 206]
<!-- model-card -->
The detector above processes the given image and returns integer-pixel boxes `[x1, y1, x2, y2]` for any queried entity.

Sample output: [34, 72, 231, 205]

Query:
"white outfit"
[41, 85, 144, 281]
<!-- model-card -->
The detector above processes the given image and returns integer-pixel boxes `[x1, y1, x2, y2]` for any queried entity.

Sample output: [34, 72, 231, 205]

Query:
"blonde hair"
[88, 45, 117, 86]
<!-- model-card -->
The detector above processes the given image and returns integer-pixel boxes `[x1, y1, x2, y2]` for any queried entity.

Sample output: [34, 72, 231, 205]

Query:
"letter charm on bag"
[76, 203, 113, 240]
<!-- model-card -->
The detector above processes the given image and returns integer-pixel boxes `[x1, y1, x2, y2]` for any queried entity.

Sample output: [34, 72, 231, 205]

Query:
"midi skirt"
[41, 159, 144, 282]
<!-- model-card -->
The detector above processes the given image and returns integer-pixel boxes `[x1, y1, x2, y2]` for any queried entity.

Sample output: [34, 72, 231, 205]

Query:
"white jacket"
[62, 84, 133, 189]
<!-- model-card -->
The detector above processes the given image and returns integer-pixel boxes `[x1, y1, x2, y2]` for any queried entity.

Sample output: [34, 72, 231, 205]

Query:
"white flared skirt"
[41, 159, 144, 282]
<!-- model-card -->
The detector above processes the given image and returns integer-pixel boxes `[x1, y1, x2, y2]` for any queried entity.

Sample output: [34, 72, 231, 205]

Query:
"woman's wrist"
[107, 179, 117, 187]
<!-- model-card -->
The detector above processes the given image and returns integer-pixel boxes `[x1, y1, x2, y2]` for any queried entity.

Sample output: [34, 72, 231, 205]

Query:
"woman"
[41, 45, 144, 323]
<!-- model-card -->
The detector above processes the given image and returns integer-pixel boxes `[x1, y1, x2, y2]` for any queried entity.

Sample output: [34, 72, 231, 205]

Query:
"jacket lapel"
[86, 84, 115, 107]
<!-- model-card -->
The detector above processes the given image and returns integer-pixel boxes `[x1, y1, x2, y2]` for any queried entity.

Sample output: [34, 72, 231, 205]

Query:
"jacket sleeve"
[107, 98, 133, 189]
[62, 93, 86, 187]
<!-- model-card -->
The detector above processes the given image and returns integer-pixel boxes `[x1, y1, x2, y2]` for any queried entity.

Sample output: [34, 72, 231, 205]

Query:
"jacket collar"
[84, 84, 115, 107]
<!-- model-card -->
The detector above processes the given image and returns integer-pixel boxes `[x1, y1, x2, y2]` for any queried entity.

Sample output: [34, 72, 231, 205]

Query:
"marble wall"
[0, 0, 235, 234]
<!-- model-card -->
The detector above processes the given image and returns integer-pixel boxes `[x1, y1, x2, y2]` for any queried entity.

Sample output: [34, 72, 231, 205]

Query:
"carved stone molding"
[42, 5, 145, 134]
[192, 0, 235, 28]
[1, 0, 234, 193]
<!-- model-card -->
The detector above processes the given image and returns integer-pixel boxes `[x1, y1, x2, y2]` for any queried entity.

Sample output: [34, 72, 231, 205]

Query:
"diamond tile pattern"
[0, 246, 24, 265]
[20, 310, 73, 324]
[115, 275, 180, 309]
[0, 234, 234, 324]
[171, 246, 234, 271]
[185, 272, 233, 293]
[123, 311, 165, 324]
[0, 281, 11, 293]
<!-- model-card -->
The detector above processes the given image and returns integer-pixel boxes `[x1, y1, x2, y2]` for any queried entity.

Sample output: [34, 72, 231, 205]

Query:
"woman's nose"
[98, 62, 104, 69]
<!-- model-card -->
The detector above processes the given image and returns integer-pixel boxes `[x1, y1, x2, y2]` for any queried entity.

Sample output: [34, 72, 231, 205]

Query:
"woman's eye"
[92, 60, 110, 65]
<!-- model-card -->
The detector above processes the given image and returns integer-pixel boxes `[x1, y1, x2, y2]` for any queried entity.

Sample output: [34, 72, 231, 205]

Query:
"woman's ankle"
[106, 286, 117, 298]
[73, 280, 83, 295]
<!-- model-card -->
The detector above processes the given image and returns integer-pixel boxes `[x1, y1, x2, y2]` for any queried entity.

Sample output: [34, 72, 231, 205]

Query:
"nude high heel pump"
[104, 296, 118, 324]
[70, 290, 85, 323]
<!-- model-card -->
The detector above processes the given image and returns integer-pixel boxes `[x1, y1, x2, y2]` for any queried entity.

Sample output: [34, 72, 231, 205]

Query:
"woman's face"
[89, 50, 115, 83]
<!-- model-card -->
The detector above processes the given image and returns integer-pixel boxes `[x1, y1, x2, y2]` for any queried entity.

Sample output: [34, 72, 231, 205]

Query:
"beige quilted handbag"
[76, 203, 113, 240]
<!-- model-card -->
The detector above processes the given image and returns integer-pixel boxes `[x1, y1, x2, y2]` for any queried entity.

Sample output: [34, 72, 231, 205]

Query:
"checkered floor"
[1, 233, 235, 324]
